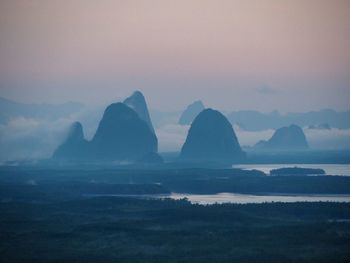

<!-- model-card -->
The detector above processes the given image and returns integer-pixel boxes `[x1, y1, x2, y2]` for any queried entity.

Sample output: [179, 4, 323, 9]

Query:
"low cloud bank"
[0, 117, 71, 162]
[156, 124, 350, 152]
[156, 124, 190, 152]
[305, 128, 350, 150]
[156, 124, 276, 152]
[234, 126, 274, 147]
[0, 106, 104, 162]
[1, 116, 350, 162]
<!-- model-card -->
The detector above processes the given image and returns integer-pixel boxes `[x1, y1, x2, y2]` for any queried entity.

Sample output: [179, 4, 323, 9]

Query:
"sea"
[234, 164, 350, 176]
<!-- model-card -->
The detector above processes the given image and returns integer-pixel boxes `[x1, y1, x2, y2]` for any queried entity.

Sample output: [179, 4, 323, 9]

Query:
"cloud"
[0, 105, 103, 162]
[234, 125, 274, 146]
[156, 124, 189, 152]
[0, 117, 71, 162]
[1, 111, 349, 163]
[304, 128, 350, 150]
[255, 85, 277, 94]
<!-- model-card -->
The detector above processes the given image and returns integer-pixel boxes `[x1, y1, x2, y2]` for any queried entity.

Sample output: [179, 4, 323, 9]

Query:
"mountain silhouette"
[53, 102, 159, 163]
[227, 109, 350, 131]
[178, 100, 205, 125]
[89, 102, 157, 161]
[52, 122, 88, 160]
[180, 108, 244, 164]
[0, 96, 83, 124]
[254, 124, 309, 151]
[123, 91, 155, 133]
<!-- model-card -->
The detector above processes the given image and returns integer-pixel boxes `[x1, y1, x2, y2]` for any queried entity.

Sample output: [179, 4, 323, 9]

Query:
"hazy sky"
[0, 0, 349, 112]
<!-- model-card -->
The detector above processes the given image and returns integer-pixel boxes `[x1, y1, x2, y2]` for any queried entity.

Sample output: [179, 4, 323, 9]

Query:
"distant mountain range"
[1, 94, 350, 163]
[0, 97, 84, 123]
[175, 100, 350, 131]
[254, 124, 309, 151]
[1, 96, 349, 132]
[227, 109, 350, 131]
[178, 100, 205, 125]
[53, 93, 247, 165]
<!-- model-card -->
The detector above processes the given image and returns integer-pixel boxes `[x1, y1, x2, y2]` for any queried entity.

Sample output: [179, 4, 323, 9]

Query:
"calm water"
[168, 193, 350, 205]
[86, 164, 350, 205]
[234, 164, 350, 176]
[87, 193, 350, 205]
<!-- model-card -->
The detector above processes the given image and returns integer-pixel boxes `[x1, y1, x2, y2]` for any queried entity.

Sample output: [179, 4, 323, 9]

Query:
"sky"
[0, 0, 350, 112]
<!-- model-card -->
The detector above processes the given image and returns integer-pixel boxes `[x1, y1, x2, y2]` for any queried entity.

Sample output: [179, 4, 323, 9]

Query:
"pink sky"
[0, 0, 349, 111]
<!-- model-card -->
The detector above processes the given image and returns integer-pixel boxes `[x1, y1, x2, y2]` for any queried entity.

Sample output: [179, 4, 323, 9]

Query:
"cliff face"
[178, 100, 205, 125]
[123, 91, 155, 133]
[255, 124, 309, 151]
[180, 108, 244, 164]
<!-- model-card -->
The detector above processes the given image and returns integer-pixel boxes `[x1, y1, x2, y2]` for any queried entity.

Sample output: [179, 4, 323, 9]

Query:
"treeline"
[1, 167, 350, 195]
[1, 196, 350, 262]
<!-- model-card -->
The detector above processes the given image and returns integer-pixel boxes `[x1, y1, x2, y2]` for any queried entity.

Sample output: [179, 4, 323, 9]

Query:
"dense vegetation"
[1, 196, 350, 262]
[1, 167, 350, 262]
[1, 167, 350, 195]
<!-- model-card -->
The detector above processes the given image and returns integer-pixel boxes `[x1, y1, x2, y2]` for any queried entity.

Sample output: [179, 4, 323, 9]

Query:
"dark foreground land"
[1, 197, 350, 263]
[1, 167, 350, 262]
[2, 167, 350, 195]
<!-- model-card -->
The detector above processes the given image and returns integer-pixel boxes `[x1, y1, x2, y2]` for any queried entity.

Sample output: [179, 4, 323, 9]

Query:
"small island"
[270, 167, 326, 176]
